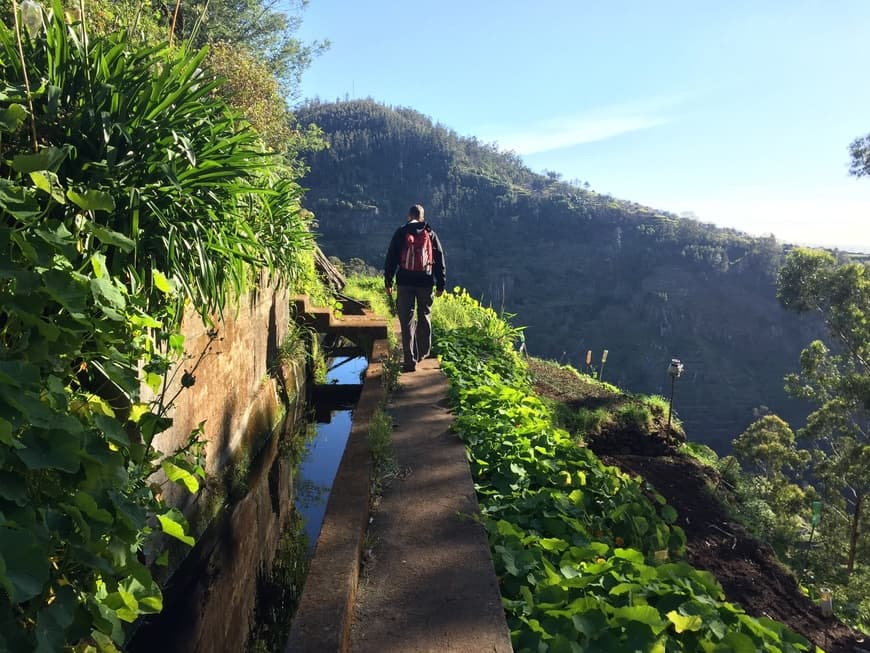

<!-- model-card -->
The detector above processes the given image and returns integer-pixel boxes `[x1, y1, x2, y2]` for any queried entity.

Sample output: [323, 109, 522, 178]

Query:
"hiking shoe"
[402, 364, 416, 373]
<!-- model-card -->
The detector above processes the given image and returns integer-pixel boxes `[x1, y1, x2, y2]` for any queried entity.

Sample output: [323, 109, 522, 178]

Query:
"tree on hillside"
[176, 0, 328, 95]
[731, 414, 813, 556]
[204, 41, 323, 157]
[849, 133, 870, 177]
[733, 414, 809, 481]
[777, 248, 870, 576]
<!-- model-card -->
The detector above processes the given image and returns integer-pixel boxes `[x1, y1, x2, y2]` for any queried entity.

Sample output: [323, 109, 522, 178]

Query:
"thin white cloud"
[478, 95, 686, 155]
[498, 116, 669, 154]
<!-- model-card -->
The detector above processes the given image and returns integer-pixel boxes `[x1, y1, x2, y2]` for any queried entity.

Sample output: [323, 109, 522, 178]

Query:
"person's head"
[407, 204, 425, 222]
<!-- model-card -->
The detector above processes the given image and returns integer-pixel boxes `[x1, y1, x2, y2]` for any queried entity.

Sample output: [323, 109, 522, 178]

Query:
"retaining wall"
[149, 273, 306, 507]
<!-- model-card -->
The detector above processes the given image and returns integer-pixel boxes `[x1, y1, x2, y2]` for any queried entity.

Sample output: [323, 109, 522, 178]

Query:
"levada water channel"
[129, 352, 369, 653]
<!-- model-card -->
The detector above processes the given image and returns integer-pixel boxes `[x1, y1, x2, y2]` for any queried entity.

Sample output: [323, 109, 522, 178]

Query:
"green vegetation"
[432, 291, 813, 651]
[367, 407, 398, 497]
[0, 3, 317, 649]
[689, 246, 870, 632]
[343, 273, 392, 318]
[277, 322, 315, 370]
[721, 248, 870, 632]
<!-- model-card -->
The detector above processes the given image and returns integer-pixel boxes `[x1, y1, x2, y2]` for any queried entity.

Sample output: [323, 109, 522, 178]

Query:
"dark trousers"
[396, 285, 434, 368]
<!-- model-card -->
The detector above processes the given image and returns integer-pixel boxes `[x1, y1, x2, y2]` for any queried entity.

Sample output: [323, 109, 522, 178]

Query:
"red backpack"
[400, 227, 433, 274]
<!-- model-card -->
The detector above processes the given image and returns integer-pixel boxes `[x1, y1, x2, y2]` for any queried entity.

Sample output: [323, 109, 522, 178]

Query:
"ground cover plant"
[432, 290, 815, 652]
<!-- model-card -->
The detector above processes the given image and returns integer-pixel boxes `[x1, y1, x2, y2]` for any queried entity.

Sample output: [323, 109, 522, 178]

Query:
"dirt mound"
[527, 358, 866, 651]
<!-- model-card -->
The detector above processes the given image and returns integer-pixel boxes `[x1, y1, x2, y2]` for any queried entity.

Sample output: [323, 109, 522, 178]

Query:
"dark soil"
[527, 358, 866, 652]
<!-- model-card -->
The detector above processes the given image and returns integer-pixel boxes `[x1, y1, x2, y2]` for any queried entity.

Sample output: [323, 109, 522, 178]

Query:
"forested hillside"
[297, 99, 826, 450]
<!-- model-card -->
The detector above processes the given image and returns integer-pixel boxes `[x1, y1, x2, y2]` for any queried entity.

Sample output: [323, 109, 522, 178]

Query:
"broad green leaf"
[157, 508, 194, 546]
[90, 252, 107, 279]
[29, 171, 66, 204]
[87, 394, 116, 418]
[0, 103, 27, 132]
[660, 505, 678, 523]
[613, 547, 645, 564]
[119, 566, 163, 614]
[609, 582, 642, 596]
[67, 188, 115, 212]
[128, 313, 163, 329]
[11, 147, 67, 173]
[666, 610, 703, 633]
[718, 632, 758, 653]
[495, 545, 519, 576]
[75, 492, 114, 525]
[144, 372, 162, 394]
[152, 269, 172, 294]
[559, 562, 580, 579]
[610, 604, 665, 631]
[107, 490, 147, 531]
[128, 404, 150, 424]
[571, 610, 607, 639]
[587, 541, 609, 556]
[139, 412, 172, 441]
[0, 360, 40, 388]
[35, 586, 75, 653]
[0, 526, 49, 603]
[90, 276, 126, 317]
[90, 629, 122, 652]
[86, 224, 135, 251]
[15, 427, 82, 473]
[43, 269, 88, 313]
[94, 414, 130, 448]
[736, 613, 779, 640]
[102, 590, 138, 622]
[538, 537, 567, 553]
[161, 459, 200, 494]
[567, 489, 584, 504]
[168, 333, 185, 353]
[0, 470, 28, 504]
[548, 635, 583, 653]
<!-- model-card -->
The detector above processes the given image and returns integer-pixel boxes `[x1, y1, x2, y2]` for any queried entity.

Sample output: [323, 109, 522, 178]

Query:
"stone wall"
[150, 273, 306, 492]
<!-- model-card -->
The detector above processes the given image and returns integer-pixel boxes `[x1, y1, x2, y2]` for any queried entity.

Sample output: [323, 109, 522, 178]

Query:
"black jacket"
[384, 220, 446, 290]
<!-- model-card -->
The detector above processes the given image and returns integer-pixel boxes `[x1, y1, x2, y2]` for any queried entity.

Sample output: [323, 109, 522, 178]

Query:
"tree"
[733, 414, 809, 481]
[777, 248, 870, 576]
[176, 0, 328, 96]
[731, 414, 812, 556]
[849, 133, 870, 177]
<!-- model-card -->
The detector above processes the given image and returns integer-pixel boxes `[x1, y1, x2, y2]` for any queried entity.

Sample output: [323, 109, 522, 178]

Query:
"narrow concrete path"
[349, 357, 513, 653]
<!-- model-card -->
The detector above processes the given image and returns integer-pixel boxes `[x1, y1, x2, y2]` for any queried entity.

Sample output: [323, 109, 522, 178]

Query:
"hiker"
[384, 204, 447, 372]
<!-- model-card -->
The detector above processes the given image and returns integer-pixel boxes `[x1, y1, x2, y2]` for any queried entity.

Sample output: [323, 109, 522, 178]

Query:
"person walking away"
[384, 204, 446, 372]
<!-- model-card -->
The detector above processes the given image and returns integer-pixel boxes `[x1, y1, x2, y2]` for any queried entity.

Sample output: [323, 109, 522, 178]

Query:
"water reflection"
[293, 356, 367, 552]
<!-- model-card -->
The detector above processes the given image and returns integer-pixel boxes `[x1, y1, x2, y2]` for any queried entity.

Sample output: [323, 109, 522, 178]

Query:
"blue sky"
[295, 1, 870, 252]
